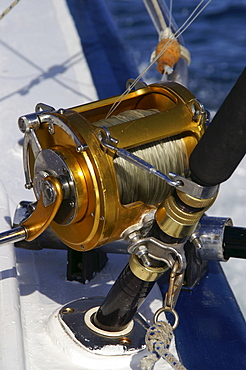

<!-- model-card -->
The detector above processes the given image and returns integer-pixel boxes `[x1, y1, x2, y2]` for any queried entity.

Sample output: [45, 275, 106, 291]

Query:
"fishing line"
[94, 109, 188, 205]
[175, 0, 213, 38]
[105, 0, 212, 119]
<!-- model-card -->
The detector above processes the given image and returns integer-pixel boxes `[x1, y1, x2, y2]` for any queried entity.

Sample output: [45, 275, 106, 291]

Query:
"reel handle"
[190, 68, 246, 187]
[0, 176, 63, 247]
[0, 226, 26, 246]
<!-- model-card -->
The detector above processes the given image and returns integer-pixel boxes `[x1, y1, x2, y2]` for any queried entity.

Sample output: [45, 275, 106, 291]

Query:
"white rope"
[149, 0, 167, 31]
[140, 321, 187, 370]
[106, 0, 212, 119]
[0, 0, 20, 21]
[169, 0, 173, 30]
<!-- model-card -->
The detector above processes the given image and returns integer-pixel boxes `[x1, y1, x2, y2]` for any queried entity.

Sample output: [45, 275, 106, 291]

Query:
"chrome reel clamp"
[127, 235, 185, 330]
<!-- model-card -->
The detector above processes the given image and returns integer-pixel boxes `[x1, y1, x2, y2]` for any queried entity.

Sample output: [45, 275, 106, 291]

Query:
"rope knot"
[140, 321, 187, 370]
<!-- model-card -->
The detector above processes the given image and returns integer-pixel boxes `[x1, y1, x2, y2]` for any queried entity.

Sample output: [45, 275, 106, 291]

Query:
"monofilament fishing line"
[94, 108, 188, 205]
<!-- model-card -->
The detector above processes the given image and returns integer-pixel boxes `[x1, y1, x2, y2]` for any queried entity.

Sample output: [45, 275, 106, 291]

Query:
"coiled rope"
[94, 109, 188, 205]
[140, 321, 187, 370]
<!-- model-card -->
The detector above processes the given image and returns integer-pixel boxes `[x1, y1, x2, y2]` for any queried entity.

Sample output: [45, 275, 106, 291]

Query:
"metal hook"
[153, 260, 184, 330]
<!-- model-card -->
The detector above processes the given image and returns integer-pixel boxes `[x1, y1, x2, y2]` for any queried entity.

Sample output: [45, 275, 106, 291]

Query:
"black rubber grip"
[94, 263, 155, 331]
[223, 226, 246, 260]
[190, 68, 246, 187]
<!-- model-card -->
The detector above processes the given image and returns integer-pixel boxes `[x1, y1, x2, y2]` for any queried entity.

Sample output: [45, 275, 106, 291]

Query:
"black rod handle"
[190, 68, 246, 187]
[223, 226, 246, 260]
[94, 263, 155, 332]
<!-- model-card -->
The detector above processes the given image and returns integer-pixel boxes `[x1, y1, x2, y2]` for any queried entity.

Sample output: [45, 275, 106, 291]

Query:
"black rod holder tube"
[94, 263, 155, 332]
[190, 68, 246, 187]
[223, 226, 246, 260]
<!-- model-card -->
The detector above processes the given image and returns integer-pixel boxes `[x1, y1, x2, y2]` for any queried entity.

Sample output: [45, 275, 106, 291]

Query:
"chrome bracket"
[35, 102, 55, 113]
[169, 173, 219, 199]
[19, 106, 87, 189]
[192, 215, 233, 262]
[127, 236, 186, 272]
[21, 120, 42, 189]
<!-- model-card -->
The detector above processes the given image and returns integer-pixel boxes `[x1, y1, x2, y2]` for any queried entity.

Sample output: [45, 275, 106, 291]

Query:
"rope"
[140, 321, 187, 370]
[0, 0, 20, 21]
[105, 0, 212, 119]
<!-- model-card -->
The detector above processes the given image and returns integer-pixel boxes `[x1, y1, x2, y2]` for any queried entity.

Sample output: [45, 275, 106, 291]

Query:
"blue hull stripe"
[158, 262, 246, 369]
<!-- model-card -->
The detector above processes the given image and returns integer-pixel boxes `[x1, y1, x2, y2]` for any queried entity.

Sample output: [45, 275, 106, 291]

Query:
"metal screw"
[76, 145, 88, 153]
[139, 253, 152, 267]
[190, 233, 202, 249]
[191, 103, 200, 122]
[136, 245, 152, 267]
[62, 307, 75, 315]
[48, 123, 54, 135]
[69, 201, 75, 208]
[25, 182, 33, 190]
[42, 180, 56, 206]
[119, 337, 131, 346]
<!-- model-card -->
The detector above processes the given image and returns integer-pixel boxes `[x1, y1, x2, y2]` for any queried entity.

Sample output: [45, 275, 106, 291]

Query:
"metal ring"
[153, 307, 179, 330]
[84, 306, 134, 337]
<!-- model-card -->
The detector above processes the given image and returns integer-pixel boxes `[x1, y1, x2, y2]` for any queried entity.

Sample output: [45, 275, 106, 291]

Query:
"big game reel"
[16, 81, 206, 251]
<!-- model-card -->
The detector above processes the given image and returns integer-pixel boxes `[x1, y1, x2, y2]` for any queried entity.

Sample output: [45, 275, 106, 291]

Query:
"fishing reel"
[15, 81, 207, 251]
[8, 80, 219, 350]
[2, 74, 246, 356]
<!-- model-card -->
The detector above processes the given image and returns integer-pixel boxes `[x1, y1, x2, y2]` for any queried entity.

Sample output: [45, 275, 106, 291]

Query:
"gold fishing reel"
[19, 82, 206, 251]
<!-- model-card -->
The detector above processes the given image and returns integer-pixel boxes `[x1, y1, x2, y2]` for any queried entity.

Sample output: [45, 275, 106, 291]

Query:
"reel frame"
[19, 82, 206, 252]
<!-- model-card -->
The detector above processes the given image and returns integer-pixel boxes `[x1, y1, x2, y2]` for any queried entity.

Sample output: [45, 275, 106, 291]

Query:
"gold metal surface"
[71, 82, 205, 151]
[177, 189, 216, 208]
[22, 176, 63, 241]
[25, 82, 206, 251]
[156, 204, 200, 238]
[129, 254, 168, 281]
[156, 191, 216, 239]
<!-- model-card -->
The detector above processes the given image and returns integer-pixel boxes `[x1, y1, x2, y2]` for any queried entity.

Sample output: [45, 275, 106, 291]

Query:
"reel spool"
[20, 82, 206, 251]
